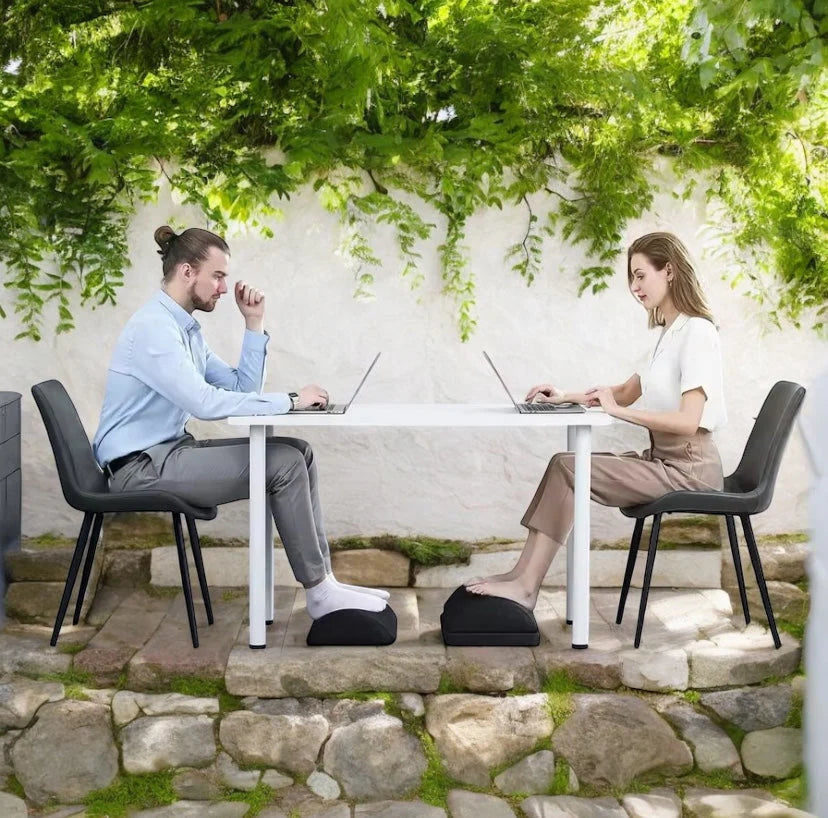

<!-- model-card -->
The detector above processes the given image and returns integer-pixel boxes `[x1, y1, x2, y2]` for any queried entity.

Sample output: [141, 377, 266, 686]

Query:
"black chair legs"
[172, 513, 199, 649]
[725, 514, 750, 625]
[741, 514, 781, 649]
[51, 511, 94, 646]
[617, 511, 781, 650]
[616, 517, 644, 624]
[73, 512, 104, 625]
[186, 515, 214, 626]
[634, 513, 662, 648]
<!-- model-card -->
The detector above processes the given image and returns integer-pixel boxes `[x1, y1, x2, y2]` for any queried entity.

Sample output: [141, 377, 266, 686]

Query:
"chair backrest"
[725, 381, 806, 512]
[31, 380, 108, 509]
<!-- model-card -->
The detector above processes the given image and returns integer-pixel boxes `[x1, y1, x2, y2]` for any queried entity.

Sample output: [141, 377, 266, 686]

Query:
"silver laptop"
[290, 353, 381, 414]
[483, 351, 585, 414]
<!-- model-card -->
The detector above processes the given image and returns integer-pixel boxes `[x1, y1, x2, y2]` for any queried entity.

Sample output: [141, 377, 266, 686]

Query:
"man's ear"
[180, 263, 193, 279]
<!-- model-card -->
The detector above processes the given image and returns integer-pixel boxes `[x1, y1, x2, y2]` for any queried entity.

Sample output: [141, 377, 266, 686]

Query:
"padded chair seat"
[619, 486, 759, 519]
[306, 605, 397, 646]
[77, 487, 218, 519]
[440, 586, 540, 646]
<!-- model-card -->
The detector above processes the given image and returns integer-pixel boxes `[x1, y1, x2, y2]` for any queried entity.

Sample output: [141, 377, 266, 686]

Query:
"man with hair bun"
[92, 225, 389, 620]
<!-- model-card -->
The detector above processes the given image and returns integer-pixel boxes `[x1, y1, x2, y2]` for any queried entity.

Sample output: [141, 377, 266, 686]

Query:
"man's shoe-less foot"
[306, 575, 386, 619]
[330, 574, 390, 600]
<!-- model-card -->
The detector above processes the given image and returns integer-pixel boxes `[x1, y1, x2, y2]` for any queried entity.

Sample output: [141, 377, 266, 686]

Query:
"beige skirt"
[521, 429, 724, 545]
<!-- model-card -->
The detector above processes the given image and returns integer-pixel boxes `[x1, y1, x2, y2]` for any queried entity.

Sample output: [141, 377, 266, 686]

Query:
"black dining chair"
[31, 379, 217, 648]
[616, 380, 806, 649]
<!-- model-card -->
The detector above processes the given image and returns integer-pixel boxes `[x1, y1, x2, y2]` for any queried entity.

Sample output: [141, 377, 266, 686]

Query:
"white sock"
[329, 573, 390, 600]
[305, 575, 386, 619]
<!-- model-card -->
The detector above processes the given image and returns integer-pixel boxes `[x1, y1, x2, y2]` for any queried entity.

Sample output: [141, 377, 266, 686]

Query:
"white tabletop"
[227, 403, 613, 428]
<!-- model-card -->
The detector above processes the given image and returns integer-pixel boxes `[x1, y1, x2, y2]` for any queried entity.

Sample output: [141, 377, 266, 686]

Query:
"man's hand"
[525, 383, 567, 403]
[235, 281, 265, 330]
[294, 385, 330, 410]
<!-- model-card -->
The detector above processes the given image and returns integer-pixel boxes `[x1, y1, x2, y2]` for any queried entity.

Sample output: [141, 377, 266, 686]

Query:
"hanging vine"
[0, 0, 825, 341]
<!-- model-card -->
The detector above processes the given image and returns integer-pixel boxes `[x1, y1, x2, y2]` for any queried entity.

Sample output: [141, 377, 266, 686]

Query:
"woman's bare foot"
[464, 578, 538, 610]
[465, 570, 517, 586]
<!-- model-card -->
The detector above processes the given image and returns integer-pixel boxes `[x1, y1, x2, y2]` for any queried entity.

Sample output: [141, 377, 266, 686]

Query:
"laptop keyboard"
[520, 402, 580, 412]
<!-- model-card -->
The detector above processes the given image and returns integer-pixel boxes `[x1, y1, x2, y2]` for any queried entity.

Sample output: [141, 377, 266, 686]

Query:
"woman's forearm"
[611, 405, 698, 436]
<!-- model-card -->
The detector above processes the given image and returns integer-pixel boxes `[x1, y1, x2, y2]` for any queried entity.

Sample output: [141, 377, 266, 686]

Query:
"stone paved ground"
[1, 584, 801, 696]
[0, 582, 812, 816]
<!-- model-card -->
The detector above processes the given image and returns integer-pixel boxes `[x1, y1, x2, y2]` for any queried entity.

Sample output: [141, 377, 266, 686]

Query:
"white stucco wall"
[1, 167, 824, 542]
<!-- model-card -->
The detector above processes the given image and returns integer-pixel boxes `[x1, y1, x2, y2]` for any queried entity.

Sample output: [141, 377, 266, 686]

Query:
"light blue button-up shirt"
[92, 289, 291, 467]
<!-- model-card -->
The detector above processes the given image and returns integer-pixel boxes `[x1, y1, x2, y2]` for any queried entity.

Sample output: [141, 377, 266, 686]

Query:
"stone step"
[150, 544, 721, 590]
[3, 547, 104, 626]
[222, 586, 799, 698]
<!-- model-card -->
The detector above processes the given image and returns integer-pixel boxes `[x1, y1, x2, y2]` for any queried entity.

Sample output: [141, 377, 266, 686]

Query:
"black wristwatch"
[288, 392, 299, 410]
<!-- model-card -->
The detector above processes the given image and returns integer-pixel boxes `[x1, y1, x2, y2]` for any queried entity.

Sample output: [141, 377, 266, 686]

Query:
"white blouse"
[637, 313, 727, 432]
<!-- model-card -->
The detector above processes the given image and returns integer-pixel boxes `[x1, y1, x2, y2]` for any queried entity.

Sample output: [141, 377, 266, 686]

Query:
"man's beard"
[190, 290, 217, 312]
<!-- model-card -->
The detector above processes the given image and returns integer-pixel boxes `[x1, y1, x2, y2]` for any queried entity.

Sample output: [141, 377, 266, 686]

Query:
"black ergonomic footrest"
[440, 586, 540, 646]
[306, 605, 397, 646]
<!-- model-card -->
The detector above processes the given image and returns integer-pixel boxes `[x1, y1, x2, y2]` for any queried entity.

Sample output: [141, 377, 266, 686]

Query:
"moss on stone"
[169, 675, 222, 697]
[58, 642, 86, 656]
[759, 532, 810, 545]
[64, 683, 92, 701]
[330, 534, 472, 566]
[786, 691, 803, 729]
[20, 532, 75, 549]
[5, 774, 26, 800]
[541, 669, 590, 727]
[777, 618, 806, 641]
[224, 782, 275, 815]
[418, 728, 483, 807]
[436, 673, 465, 694]
[769, 775, 807, 809]
[35, 667, 93, 687]
[84, 771, 176, 817]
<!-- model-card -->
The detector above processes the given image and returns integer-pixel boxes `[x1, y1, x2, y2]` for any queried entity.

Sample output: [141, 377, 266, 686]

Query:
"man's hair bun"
[154, 225, 178, 259]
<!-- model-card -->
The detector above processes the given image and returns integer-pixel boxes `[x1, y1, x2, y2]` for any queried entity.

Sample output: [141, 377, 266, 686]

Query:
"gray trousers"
[108, 434, 330, 586]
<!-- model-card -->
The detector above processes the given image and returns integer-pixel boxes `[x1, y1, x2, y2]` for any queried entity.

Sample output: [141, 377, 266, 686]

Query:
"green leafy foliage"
[0, 0, 825, 340]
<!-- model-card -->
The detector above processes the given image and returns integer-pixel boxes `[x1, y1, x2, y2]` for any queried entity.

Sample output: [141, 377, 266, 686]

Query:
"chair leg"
[172, 513, 199, 649]
[616, 517, 645, 624]
[725, 514, 750, 625]
[741, 514, 781, 649]
[185, 516, 214, 626]
[73, 512, 104, 625]
[634, 512, 662, 648]
[51, 512, 93, 646]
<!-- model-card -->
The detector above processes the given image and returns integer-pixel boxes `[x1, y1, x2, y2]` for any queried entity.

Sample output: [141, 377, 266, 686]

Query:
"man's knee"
[275, 436, 313, 466]
[265, 447, 307, 491]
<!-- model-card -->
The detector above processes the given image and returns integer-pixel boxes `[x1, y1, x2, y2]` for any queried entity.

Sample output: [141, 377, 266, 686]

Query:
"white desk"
[227, 404, 613, 649]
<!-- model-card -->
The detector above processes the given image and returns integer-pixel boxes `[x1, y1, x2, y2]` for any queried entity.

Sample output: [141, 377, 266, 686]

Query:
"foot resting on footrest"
[306, 605, 398, 646]
[440, 586, 540, 646]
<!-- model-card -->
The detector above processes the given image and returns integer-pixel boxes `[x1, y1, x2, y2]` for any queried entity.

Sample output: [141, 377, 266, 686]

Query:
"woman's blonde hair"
[627, 232, 715, 329]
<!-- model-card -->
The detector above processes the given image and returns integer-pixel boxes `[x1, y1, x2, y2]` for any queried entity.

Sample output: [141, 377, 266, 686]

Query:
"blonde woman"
[466, 232, 727, 610]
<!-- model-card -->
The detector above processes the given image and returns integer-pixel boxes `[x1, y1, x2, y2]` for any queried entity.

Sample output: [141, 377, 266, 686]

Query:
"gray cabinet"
[1, 392, 21, 620]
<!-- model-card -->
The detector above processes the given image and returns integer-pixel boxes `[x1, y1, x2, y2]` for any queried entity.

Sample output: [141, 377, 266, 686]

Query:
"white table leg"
[565, 425, 576, 625]
[571, 425, 592, 648]
[264, 425, 274, 625]
[248, 424, 267, 649]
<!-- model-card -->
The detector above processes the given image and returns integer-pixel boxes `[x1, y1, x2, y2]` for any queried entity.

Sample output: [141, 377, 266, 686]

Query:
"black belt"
[105, 451, 142, 476]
